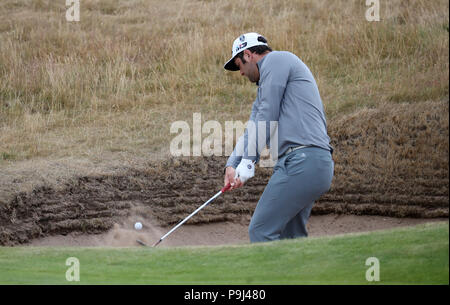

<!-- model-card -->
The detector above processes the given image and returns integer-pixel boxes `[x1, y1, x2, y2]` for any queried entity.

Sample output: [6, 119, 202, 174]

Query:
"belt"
[281, 145, 309, 158]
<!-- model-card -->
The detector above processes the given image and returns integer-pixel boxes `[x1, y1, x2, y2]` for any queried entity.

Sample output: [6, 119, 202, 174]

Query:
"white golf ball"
[134, 222, 143, 230]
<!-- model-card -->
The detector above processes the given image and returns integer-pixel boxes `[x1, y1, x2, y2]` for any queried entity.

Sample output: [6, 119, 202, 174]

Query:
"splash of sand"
[101, 218, 164, 247]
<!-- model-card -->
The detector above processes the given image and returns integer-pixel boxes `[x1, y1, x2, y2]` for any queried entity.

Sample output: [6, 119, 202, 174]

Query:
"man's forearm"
[225, 133, 245, 168]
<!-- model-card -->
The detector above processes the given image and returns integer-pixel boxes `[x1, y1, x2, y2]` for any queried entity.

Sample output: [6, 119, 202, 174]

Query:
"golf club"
[136, 239, 148, 247]
[137, 183, 232, 247]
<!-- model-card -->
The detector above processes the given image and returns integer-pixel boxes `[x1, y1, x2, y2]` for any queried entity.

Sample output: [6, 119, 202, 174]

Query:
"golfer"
[223, 33, 334, 243]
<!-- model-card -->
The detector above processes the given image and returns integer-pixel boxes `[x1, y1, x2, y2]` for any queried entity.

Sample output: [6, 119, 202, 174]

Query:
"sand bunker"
[29, 214, 447, 247]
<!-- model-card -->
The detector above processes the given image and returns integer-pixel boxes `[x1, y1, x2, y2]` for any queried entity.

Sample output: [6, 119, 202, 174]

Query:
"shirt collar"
[256, 52, 270, 86]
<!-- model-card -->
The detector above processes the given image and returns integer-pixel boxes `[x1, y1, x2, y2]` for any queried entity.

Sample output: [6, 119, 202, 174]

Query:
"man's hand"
[224, 167, 244, 190]
[235, 159, 255, 183]
[224, 159, 255, 190]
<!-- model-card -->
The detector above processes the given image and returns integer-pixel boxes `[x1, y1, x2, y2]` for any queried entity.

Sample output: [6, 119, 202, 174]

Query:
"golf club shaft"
[153, 184, 231, 247]
[158, 190, 222, 242]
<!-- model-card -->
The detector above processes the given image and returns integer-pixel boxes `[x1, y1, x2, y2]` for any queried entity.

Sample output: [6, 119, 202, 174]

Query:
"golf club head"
[136, 239, 149, 247]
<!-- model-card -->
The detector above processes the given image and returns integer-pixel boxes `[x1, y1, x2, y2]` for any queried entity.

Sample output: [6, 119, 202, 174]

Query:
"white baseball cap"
[224, 32, 269, 71]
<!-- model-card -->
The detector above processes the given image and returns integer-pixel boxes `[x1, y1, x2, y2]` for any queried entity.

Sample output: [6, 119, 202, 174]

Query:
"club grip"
[221, 183, 231, 193]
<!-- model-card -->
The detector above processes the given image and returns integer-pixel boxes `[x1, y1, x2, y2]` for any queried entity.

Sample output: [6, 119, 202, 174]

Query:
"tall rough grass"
[0, 0, 448, 161]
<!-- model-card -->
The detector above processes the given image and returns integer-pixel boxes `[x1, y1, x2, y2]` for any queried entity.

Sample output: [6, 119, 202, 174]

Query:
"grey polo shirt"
[226, 51, 332, 168]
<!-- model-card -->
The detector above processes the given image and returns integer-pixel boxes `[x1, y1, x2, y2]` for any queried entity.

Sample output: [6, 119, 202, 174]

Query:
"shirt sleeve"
[225, 100, 259, 168]
[242, 55, 290, 162]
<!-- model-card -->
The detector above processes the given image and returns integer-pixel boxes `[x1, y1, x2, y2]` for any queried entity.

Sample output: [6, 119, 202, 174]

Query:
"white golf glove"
[235, 159, 255, 183]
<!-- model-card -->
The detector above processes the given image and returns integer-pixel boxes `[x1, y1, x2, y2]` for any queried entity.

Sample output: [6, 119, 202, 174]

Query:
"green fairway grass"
[0, 222, 448, 285]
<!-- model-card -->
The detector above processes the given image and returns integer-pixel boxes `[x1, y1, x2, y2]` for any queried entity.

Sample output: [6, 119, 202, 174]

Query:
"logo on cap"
[239, 35, 245, 42]
[235, 42, 247, 52]
[247, 164, 252, 170]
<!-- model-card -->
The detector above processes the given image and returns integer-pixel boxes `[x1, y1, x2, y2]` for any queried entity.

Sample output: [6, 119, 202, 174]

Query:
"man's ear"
[243, 49, 252, 62]
[234, 57, 242, 68]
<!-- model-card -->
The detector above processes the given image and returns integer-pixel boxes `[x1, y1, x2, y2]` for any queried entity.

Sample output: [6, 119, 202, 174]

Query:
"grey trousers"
[249, 147, 334, 242]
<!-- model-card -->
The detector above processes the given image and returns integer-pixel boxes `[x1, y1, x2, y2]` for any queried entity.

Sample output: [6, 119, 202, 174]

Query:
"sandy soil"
[29, 214, 448, 248]
[3, 154, 447, 246]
